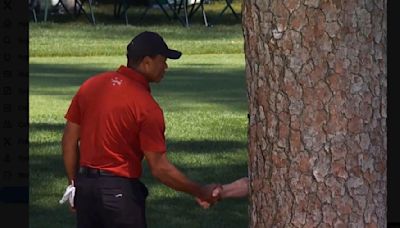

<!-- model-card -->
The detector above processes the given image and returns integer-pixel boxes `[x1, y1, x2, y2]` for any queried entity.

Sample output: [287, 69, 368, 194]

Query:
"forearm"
[145, 152, 219, 202]
[62, 121, 80, 185]
[152, 161, 202, 197]
[221, 177, 249, 199]
[62, 143, 79, 184]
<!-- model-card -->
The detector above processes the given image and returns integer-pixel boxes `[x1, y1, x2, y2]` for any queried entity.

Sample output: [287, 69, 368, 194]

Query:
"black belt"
[78, 167, 117, 177]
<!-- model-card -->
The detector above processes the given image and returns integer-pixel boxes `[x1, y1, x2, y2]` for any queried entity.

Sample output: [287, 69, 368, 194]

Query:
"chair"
[116, 0, 172, 25]
[167, 0, 208, 27]
[29, 0, 38, 22]
[213, 0, 240, 25]
[116, 0, 208, 27]
[74, 0, 96, 24]
[43, 0, 96, 24]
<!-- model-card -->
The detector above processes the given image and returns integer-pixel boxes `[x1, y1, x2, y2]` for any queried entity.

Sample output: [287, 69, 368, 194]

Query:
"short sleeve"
[64, 92, 81, 125]
[139, 107, 167, 153]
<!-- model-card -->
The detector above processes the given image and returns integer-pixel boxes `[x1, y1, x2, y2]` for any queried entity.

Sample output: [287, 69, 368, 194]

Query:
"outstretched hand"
[196, 177, 250, 208]
[196, 184, 223, 209]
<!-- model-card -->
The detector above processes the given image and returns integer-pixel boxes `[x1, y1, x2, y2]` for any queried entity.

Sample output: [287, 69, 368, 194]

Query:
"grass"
[30, 1, 248, 227]
[30, 0, 243, 56]
[29, 24, 244, 56]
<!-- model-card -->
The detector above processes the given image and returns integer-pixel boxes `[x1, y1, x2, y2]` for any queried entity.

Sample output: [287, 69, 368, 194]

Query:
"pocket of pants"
[130, 181, 148, 202]
[101, 188, 124, 211]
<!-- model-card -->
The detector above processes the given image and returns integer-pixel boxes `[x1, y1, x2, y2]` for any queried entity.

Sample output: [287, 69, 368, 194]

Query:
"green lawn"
[30, 1, 248, 227]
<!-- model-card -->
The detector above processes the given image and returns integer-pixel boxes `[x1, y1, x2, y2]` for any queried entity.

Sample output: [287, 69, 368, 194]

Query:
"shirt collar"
[116, 65, 151, 92]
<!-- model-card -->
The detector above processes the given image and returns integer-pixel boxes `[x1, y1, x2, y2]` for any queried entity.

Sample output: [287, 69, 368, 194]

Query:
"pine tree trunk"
[242, 0, 387, 227]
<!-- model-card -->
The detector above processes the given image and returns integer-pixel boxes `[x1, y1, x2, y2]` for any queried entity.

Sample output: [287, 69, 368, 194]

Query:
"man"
[62, 31, 221, 228]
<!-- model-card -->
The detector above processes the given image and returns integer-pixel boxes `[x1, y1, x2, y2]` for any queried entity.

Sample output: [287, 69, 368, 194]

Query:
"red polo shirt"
[64, 65, 167, 178]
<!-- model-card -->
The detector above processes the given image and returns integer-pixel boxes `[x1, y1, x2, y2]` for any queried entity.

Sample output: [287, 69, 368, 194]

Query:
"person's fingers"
[199, 183, 223, 204]
[195, 197, 210, 209]
[207, 184, 219, 202]
[195, 197, 204, 205]
[201, 203, 210, 209]
[212, 186, 222, 197]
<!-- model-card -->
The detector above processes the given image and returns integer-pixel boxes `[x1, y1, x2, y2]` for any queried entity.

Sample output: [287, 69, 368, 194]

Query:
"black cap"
[127, 31, 182, 59]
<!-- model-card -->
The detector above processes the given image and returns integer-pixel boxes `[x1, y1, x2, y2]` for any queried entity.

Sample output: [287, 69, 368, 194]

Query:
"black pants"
[74, 170, 148, 228]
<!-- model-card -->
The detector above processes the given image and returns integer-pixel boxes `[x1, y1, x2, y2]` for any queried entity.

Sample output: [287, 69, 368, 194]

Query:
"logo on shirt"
[111, 77, 123, 86]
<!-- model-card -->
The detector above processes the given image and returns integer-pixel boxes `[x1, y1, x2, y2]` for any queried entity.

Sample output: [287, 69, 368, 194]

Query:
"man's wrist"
[191, 183, 205, 198]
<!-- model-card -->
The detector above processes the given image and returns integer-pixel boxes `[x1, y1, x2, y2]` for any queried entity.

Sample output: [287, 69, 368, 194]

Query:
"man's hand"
[196, 184, 223, 209]
[59, 180, 77, 213]
[196, 177, 250, 208]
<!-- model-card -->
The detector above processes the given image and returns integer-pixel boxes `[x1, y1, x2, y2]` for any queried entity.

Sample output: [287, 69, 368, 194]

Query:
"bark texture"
[243, 0, 386, 227]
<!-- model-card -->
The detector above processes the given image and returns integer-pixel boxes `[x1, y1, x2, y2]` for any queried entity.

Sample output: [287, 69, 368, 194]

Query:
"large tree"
[242, 0, 386, 227]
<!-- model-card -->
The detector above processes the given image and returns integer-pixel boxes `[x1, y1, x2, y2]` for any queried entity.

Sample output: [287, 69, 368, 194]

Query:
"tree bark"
[242, 0, 387, 227]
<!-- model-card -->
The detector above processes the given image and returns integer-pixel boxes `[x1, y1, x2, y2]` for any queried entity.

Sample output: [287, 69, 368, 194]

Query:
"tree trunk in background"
[242, 0, 386, 227]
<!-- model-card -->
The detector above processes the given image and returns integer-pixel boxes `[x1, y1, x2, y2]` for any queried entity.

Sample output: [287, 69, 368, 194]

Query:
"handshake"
[195, 177, 249, 209]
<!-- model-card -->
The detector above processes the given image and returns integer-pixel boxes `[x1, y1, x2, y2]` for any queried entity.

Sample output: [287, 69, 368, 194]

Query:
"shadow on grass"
[167, 139, 246, 153]
[30, 122, 247, 154]
[31, 176, 248, 228]
[145, 195, 248, 228]
[30, 124, 248, 227]
[30, 141, 247, 181]
[31, 193, 248, 228]
[30, 137, 248, 191]
[29, 63, 110, 88]
[30, 62, 247, 111]
[30, 122, 65, 131]
[29, 122, 248, 176]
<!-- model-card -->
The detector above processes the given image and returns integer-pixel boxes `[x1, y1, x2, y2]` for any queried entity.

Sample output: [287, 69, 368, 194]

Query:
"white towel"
[59, 181, 75, 207]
